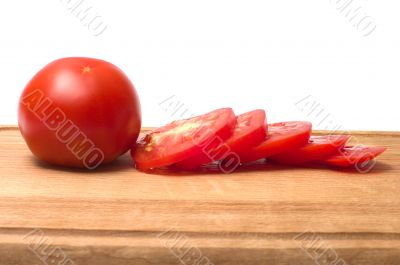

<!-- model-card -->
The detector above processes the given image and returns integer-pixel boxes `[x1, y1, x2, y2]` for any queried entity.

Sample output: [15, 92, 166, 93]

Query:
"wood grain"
[0, 126, 399, 265]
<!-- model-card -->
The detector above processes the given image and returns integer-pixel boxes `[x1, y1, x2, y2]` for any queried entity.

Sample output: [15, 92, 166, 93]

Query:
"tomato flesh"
[270, 135, 350, 165]
[323, 145, 386, 167]
[132, 108, 236, 170]
[174, 109, 267, 169]
[237, 121, 312, 163]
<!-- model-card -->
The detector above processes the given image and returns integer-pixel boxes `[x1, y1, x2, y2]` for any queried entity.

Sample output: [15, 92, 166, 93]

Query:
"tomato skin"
[174, 109, 267, 169]
[270, 135, 350, 165]
[237, 121, 312, 163]
[18, 57, 141, 168]
[133, 108, 236, 170]
[323, 146, 386, 167]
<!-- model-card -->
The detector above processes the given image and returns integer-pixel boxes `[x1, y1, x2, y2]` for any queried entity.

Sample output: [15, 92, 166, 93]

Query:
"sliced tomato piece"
[237, 121, 312, 163]
[174, 109, 267, 169]
[132, 108, 236, 170]
[323, 146, 386, 169]
[269, 135, 350, 165]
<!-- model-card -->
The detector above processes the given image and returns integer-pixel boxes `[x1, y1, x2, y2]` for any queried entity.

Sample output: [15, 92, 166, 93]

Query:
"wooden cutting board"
[0, 126, 399, 265]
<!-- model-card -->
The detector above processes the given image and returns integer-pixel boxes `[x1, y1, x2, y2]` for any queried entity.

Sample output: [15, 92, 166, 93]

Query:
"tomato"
[174, 109, 267, 170]
[132, 108, 236, 170]
[18, 57, 141, 169]
[323, 146, 386, 169]
[237, 121, 312, 163]
[269, 135, 349, 165]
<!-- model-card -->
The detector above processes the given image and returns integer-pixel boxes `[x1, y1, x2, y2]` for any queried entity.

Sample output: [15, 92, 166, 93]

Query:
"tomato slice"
[132, 108, 236, 170]
[269, 135, 350, 165]
[323, 145, 386, 168]
[237, 121, 312, 163]
[174, 109, 267, 169]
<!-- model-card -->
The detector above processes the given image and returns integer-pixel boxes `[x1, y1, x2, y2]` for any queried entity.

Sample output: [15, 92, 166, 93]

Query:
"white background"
[0, 0, 399, 130]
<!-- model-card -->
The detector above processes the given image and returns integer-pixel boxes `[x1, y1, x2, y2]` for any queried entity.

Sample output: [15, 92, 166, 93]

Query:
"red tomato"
[237, 121, 312, 163]
[174, 109, 267, 170]
[18, 57, 141, 169]
[132, 108, 236, 170]
[270, 135, 350, 165]
[323, 146, 386, 169]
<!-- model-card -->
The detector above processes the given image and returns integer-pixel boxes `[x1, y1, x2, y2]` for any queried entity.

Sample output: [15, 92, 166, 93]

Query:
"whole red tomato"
[18, 57, 141, 169]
